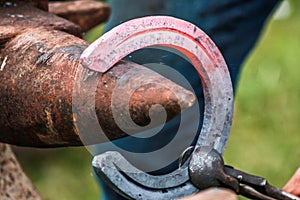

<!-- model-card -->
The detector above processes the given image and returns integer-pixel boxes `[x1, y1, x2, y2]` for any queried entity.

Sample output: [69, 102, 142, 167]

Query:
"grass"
[15, 1, 300, 199]
[14, 147, 99, 200]
[224, 0, 300, 198]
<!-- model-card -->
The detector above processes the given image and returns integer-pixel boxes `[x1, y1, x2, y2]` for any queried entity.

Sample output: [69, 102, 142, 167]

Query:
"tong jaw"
[188, 146, 239, 192]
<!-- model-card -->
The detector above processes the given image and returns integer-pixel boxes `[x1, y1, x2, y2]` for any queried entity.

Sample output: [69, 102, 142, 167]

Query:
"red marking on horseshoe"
[81, 16, 222, 74]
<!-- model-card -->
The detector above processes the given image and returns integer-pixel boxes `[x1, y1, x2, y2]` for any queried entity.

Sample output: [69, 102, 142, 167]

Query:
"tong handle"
[224, 165, 299, 200]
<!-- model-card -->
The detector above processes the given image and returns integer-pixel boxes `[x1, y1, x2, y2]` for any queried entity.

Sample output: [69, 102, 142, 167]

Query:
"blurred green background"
[14, 0, 300, 199]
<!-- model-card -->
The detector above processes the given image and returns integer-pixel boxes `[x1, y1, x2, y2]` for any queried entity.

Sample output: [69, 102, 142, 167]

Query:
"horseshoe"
[82, 16, 233, 199]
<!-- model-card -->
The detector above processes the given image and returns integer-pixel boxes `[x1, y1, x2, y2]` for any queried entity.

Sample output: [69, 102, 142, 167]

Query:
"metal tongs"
[188, 146, 300, 200]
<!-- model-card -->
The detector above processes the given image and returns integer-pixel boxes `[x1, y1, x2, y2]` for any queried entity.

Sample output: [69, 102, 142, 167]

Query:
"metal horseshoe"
[81, 16, 233, 199]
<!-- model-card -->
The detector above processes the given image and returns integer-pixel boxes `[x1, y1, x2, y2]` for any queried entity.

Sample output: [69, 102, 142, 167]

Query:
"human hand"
[283, 167, 300, 197]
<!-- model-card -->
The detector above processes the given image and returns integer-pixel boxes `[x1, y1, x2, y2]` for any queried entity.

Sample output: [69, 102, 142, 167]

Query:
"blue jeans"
[94, 0, 279, 199]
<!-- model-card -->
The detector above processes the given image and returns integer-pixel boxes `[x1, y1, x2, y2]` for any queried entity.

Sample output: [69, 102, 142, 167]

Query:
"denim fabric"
[95, 0, 279, 199]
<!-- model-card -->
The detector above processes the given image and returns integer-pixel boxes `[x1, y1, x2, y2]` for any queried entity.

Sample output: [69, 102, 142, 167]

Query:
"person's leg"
[96, 0, 279, 199]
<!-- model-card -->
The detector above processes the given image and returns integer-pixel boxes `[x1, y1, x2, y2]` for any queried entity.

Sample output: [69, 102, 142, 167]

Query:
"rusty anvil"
[90, 16, 233, 199]
[0, 1, 195, 147]
[0, 2, 200, 199]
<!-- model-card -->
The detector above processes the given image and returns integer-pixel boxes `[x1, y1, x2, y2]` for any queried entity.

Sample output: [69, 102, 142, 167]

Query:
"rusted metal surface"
[0, 26, 85, 147]
[74, 59, 195, 144]
[0, 2, 82, 39]
[49, 0, 111, 32]
[0, 0, 48, 11]
[0, 4, 195, 147]
[0, 143, 42, 200]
